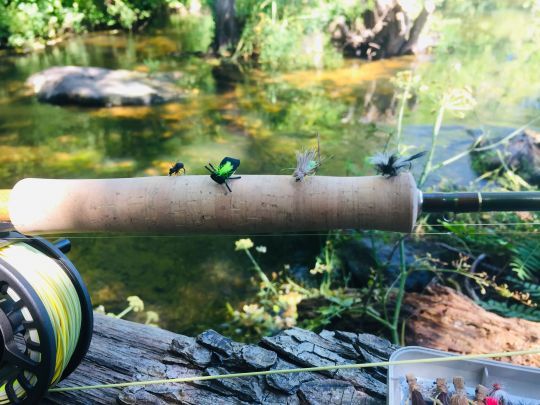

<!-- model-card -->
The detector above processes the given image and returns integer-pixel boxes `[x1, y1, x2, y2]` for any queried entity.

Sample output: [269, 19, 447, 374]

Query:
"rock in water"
[26, 66, 184, 107]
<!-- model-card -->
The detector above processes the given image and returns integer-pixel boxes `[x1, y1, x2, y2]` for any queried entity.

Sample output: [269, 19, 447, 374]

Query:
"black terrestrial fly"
[370, 151, 426, 178]
[169, 162, 185, 176]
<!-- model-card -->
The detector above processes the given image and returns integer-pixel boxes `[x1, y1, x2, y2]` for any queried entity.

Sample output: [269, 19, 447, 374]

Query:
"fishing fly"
[205, 157, 241, 192]
[169, 162, 185, 176]
[292, 134, 327, 182]
[370, 151, 426, 178]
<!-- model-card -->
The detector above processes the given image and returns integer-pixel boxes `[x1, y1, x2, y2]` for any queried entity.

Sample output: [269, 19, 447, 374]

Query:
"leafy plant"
[418, 86, 477, 186]
[0, 0, 166, 49]
[510, 240, 540, 280]
[228, 238, 313, 340]
[95, 295, 160, 326]
[171, 12, 214, 53]
[233, 1, 343, 70]
[143, 58, 162, 75]
[508, 277, 540, 299]
[479, 300, 540, 322]
[476, 243, 540, 321]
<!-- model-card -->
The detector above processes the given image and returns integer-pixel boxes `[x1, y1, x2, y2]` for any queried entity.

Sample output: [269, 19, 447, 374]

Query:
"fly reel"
[0, 232, 92, 404]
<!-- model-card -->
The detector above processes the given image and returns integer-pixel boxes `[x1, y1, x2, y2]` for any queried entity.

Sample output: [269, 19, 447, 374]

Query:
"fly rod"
[0, 173, 539, 235]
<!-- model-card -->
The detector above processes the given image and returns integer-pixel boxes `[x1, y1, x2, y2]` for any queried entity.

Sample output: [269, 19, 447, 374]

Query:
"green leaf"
[510, 240, 540, 281]
[479, 299, 540, 322]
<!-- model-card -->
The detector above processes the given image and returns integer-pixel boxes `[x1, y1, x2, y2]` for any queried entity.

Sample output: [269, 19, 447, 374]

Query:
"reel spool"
[0, 232, 92, 404]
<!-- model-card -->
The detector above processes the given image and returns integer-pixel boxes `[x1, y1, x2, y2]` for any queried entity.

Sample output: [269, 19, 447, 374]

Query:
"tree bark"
[332, 0, 434, 60]
[42, 285, 540, 404]
[45, 314, 396, 404]
[214, 0, 238, 53]
[404, 285, 540, 367]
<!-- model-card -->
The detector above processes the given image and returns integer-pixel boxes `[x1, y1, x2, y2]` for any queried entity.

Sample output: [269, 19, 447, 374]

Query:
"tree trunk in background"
[214, 0, 238, 54]
[404, 285, 540, 367]
[330, 0, 434, 60]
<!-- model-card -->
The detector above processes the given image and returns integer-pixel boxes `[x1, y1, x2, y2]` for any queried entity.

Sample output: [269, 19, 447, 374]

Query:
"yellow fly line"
[49, 347, 540, 393]
[0, 242, 82, 403]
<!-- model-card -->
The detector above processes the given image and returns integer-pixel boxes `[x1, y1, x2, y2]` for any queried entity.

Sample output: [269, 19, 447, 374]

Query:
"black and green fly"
[205, 157, 241, 192]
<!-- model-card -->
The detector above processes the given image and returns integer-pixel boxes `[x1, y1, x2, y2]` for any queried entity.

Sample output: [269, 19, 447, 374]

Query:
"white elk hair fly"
[292, 133, 328, 181]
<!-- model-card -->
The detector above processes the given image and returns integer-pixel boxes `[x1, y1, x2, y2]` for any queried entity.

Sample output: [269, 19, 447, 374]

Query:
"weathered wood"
[45, 313, 397, 404]
[405, 285, 540, 367]
[43, 287, 540, 404]
[44, 313, 180, 404]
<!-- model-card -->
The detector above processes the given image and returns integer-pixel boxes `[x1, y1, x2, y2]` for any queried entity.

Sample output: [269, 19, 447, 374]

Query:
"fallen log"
[43, 287, 540, 404]
[405, 285, 540, 367]
[45, 313, 397, 404]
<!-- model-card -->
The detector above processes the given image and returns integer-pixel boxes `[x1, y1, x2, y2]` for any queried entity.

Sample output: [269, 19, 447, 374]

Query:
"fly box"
[387, 346, 540, 404]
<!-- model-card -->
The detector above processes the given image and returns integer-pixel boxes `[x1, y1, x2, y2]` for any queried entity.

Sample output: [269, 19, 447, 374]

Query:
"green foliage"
[228, 238, 313, 340]
[0, 1, 85, 49]
[171, 13, 214, 53]
[478, 243, 540, 322]
[508, 277, 540, 299]
[234, 0, 345, 70]
[106, 0, 138, 28]
[301, 295, 357, 331]
[258, 17, 342, 71]
[479, 300, 540, 322]
[419, 3, 540, 120]
[143, 57, 162, 75]
[510, 240, 540, 280]
[86, 0, 165, 28]
[310, 238, 343, 295]
[0, 0, 166, 49]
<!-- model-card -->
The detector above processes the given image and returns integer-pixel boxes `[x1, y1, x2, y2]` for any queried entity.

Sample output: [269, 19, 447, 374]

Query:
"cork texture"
[8, 174, 419, 234]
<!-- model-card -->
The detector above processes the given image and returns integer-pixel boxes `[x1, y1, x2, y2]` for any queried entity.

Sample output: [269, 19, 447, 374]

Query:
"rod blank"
[422, 192, 540, 213]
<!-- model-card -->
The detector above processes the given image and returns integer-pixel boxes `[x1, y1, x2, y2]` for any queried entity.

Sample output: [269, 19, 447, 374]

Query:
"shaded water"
[0, 19, 538, 333]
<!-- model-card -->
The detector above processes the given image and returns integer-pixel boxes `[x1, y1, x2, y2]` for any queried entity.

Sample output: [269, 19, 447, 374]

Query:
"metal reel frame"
[0, 232, 93, 404]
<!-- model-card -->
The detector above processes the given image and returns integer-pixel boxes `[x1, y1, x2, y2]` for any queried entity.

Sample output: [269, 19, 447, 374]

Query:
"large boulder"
[26, 66, 185, 107]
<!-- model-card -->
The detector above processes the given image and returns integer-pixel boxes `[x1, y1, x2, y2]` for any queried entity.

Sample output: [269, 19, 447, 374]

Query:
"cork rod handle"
[2, 174, 419, 235]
